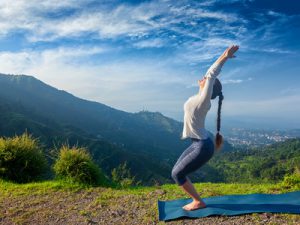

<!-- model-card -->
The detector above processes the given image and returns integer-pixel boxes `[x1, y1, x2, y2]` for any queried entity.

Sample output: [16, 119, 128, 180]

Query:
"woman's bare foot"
[182, 200, 206, 211]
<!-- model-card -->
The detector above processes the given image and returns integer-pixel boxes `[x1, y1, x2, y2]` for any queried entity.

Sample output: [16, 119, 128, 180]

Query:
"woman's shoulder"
[184, 94, 203, 110]
[184, 94, 199, 104]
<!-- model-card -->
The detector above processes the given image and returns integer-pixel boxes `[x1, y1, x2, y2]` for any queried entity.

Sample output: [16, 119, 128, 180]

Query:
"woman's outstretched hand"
[223, 45, 239, 58]
[215, 45, 239, 65]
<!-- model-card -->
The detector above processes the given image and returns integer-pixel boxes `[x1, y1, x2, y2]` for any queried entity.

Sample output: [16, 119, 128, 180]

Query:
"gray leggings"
[171, 138, 214, 185]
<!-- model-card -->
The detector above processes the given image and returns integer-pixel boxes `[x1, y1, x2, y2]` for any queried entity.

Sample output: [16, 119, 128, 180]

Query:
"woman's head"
[198, 77, 222, 99]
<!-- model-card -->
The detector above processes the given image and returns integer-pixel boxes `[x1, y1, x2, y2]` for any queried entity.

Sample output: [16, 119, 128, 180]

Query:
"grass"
[1, 178, 299, 205]
[0, 179, 88, 198]
[0, 179, 299, 224]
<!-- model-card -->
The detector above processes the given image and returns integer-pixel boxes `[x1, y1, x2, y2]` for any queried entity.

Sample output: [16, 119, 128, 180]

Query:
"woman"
[171, 45, 239, 211]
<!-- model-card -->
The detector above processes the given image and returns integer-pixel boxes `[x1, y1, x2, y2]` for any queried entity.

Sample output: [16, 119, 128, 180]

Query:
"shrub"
[111, 161, 141, 188]
[53, 144, 107, 186]
[0, 132, 48, 183]
[282, 167, 300, 188]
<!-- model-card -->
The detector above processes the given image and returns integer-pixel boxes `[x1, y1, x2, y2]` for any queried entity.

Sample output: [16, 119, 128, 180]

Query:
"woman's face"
[198, 77, 206, 90]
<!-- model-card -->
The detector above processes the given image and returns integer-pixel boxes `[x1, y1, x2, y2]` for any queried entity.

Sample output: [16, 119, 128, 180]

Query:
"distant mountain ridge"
[0, 73, 232, 185]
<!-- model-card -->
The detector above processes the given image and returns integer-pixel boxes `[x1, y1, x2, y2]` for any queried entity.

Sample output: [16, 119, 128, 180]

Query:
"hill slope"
[201, 138, 300, 183]
[0, 97, 173, 185]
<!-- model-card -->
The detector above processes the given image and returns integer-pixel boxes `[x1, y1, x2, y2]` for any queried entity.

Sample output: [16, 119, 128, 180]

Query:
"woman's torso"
[182, 94, 211, 140]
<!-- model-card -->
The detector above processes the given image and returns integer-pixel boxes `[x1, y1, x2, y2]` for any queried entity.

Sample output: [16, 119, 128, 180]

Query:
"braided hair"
[211, 78, 224, 151]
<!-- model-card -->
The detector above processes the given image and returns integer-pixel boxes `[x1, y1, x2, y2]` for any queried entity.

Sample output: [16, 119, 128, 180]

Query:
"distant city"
[224, 128, 300, 148]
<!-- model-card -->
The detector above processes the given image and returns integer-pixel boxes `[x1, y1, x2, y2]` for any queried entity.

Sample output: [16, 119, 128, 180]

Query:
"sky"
[0, 0, 299, 129]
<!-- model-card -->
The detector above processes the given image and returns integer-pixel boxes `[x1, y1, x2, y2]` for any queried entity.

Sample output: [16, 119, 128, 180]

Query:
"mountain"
[0, 74, 187, 157]
[0, 73, 233, 185]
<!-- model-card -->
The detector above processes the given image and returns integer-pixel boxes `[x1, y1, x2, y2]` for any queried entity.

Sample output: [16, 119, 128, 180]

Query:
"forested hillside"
[198, 138, 300, 183]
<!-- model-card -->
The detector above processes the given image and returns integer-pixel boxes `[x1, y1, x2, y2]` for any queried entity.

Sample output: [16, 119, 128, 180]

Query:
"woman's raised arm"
[198, 45, 239, 103]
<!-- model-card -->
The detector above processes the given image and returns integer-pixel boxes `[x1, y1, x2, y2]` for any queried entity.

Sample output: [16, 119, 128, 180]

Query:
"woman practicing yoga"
[171, 45, 239, 211]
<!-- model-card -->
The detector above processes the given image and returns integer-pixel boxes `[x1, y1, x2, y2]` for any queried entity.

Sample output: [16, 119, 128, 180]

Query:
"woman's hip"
[174, 138, 214, 166]
[190, 137, 214, 160]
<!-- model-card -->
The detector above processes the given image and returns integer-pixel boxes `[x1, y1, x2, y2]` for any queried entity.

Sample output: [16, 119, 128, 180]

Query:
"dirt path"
[1, 188, 299, 224]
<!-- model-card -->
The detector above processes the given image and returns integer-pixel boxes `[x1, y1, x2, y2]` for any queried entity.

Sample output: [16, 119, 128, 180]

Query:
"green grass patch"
[0, 179, 88, 198]
[1, 178, 298, 199]
[159, 182, 299, 200]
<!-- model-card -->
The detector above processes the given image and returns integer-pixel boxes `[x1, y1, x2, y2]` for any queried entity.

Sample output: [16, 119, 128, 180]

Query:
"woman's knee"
[171, 168, 186, 185]
[171, 168, 177, 180]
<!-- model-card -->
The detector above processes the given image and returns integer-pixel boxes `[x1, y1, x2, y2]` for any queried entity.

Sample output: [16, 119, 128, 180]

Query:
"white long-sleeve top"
[181, 61, 223, 140]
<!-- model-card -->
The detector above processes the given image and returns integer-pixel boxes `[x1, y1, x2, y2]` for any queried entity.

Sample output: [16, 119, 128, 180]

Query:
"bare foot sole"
[182, 201, 206, 211]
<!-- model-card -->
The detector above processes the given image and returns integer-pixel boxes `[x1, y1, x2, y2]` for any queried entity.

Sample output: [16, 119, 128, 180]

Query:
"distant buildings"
[225, 128, 300, 148]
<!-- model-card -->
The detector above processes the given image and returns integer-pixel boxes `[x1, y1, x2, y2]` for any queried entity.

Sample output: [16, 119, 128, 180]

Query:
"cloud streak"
[0, 0, 244, 45]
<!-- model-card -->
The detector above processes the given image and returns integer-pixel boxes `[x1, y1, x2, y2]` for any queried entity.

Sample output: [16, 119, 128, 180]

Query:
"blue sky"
[0, 0, 299, 129]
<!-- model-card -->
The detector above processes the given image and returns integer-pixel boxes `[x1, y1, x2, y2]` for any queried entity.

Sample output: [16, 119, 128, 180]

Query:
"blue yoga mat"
[158, 191, 300, 221]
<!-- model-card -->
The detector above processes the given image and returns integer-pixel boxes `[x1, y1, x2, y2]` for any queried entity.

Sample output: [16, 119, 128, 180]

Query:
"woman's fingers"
[231, 45, 238, 51]
[227, 45, 239, 57]
[233, 45, 239, 52]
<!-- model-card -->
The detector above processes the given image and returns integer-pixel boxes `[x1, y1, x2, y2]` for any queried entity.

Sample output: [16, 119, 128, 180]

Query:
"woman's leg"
[171, 138, 214, 210]
[180, 177, 206, 210]
[172, 141, 195, 168]
[180, 177, 200, 200]
[171, 141, 197, 185]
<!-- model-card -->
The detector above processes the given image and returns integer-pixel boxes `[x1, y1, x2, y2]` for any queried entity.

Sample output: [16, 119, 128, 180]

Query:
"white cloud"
[184, 8, 240, 23]
[244, 47, 294, 54]
[0, 0, 90, 36]
[222, 77, 253, 84]
[132, 38, 165, 48]
[0, 46, 106, 74]
[203, 37, 239, 47]
[0, 0, 169, 40]
[0, 51, 34, 73]
[222, 79, 243, 84]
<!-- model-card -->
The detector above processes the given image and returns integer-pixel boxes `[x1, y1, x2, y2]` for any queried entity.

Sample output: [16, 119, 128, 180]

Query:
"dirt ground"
[1, 188, 299, 225]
